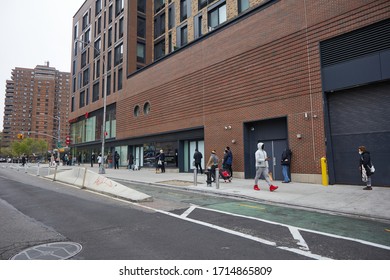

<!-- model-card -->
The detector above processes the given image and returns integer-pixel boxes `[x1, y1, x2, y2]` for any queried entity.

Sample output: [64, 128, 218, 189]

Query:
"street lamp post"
[76, 39, 107, 174]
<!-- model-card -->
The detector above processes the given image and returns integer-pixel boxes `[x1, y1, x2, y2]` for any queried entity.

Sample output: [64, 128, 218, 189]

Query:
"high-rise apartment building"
[70, 0, 390, 186]
[2, 63, 71, 151]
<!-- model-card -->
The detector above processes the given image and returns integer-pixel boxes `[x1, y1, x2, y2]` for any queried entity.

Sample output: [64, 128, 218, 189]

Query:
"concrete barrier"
[45, 167, 152, 202]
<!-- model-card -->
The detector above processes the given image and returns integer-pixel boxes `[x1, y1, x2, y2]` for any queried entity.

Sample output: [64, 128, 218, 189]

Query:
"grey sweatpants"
[254, 166, 272, 186]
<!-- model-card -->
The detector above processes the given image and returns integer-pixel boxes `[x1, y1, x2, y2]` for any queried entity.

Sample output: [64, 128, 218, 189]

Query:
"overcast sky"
[0, 0, 86, 131]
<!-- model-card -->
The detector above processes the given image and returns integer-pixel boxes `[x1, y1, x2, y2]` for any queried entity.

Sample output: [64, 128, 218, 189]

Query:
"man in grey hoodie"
[254, 142, 278, 192]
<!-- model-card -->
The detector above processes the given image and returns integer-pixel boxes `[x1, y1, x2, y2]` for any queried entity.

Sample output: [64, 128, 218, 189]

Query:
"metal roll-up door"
[327, 81, 390, 186]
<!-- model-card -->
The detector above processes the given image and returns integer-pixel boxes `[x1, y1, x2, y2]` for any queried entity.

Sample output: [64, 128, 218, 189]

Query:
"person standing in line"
[281, 148, 292, 183]
[225, 146, 233, 179]
[359, 146, 374, 190]
[97, 153, 102, 168]
[254, 142, 278, 192]
[114, 151, 120, 169]
[128, 153, 134, 170]
[91, 152, 95, 167]
[193, 149, 203, 174]
[206, 150, 219, 182]
[156, 149, 166, 173]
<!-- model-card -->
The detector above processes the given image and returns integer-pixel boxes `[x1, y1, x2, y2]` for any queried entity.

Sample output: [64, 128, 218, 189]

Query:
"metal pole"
[99, 57, 107, 174]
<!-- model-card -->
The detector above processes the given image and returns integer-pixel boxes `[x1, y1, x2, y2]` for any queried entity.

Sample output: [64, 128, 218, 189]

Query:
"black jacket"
[281, 149, 292, 166]
[360, 151, 373, 176]
[193, 151, 203, 163]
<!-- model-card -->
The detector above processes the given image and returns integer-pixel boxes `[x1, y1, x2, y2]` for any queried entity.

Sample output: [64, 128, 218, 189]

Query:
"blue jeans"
[282, 165, 290, 182]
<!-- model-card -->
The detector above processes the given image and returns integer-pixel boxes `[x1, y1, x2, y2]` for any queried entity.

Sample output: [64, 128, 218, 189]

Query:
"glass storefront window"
[143, 141, 178, 168]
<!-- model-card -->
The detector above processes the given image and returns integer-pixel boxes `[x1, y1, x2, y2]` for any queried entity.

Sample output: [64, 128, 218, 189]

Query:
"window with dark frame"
[208, 2, 226, 29]
[180, 0, 187, 22]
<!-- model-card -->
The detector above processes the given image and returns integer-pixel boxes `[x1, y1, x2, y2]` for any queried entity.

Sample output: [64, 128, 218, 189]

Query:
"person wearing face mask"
[359, 146, 374, 190]
[254, 142, 278, 192]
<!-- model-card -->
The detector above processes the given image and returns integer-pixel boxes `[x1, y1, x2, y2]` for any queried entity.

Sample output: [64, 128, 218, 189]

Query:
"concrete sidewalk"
[4, 162, 389, 222]
[84, 165, 390, 222]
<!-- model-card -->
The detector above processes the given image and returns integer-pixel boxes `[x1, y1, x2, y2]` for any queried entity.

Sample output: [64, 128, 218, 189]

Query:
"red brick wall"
[116, 0, 390, 175]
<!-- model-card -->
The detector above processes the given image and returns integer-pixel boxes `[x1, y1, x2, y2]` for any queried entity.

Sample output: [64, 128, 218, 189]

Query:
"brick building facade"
[70, 0, 390, 186]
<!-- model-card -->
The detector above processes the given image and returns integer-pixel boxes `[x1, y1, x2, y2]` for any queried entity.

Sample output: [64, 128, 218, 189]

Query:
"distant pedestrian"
[224, 146, 233, 178]
[281, 148, 292, 183]
[97, 153, 102, 168]
[254, 142, 278, 192]
[91, 152, 95, 167]
[128, 153, 134, 170]
[359, 146, 374, 190]
[21, 154, 26, 166]
[107, 152, 113, 168]
[78, 153, 82, 166]
[114, 151, 120, 169]
[156, 149, 165, 173]
[193, 149, 203, 174]
[206, 150, 219, 182]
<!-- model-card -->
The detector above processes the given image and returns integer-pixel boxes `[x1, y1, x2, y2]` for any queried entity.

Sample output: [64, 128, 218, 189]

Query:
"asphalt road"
[0, 168, 389, 260]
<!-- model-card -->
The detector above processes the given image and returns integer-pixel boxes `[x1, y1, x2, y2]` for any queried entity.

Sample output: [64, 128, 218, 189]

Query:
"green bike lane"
[126, 181, 390, 250]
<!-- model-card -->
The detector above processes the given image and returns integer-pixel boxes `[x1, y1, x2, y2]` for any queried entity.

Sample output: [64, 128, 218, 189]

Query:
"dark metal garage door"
[327, 81, 390, 187]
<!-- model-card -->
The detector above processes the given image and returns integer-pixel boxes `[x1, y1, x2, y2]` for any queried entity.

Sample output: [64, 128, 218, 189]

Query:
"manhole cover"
[11, 242, 82, 260]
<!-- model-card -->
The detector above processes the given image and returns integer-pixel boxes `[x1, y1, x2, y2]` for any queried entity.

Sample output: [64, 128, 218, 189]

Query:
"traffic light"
[17, 133, 24, 139]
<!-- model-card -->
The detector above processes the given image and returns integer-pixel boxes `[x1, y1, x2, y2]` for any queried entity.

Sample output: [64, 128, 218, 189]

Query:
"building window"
[154, 0, 165, 14]
[137, 17, 146, 38]
[94, 39, 101, 58]
[181, 25, 188, 46]
[154, 39, 165, 60]
[79, 91, 85, 108]
[95, 0, 102, 15]
[81, 51, 87, 68]
[238, 0, 250, 13]
[93, 82, 99, 102]
[143, 102, 151, 115]
[137, 42, 146, 63]
[108, 27, 113, 47]
[208, 2, 226, 29]
[180, 0, 187, 22]
[199, 0, 216, 10]
[109, 4, 113, 23]
[118, 68, 123, 90]
[119, 17, 124, 38]
[107, 74, 111, 96]
[114, 43, 123, 66]
[83, 68, 90, 86]
[86, 88, 90, 105]
[82, 12, 89, 30]
[154, 12, 166, 39]
[96, 16, 102, 35]
[108, 50, 112, 70]
[168, 4, 175, 29]
[194, 14, 203, 39]
[138, 0, 146, 13]
[134, 105, 140, 117]
[71, 96, 75, 112]
[115, 0, 124, 16]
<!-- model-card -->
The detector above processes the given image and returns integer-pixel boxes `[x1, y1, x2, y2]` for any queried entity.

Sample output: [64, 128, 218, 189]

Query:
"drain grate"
[11, 242, 82, 260]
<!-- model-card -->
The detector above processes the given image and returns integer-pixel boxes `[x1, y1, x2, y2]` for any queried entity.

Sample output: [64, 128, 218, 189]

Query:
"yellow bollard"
[321, 157, 328, 186]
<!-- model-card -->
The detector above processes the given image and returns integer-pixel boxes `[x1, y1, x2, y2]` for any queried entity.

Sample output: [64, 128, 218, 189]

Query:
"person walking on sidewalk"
[359, 146, 374, 190]
[254, 142, 278, 192]
[193, 149, 203, 174]
[281, 148, 292, 183]
[206, 150, 219, 182]
[114, 151, 120, 169]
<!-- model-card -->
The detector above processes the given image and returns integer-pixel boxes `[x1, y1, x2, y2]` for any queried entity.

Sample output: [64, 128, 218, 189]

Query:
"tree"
[11, 138, 48, 159]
